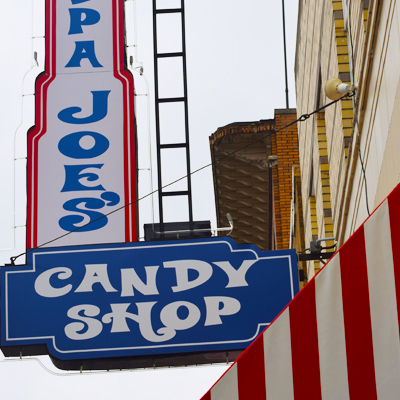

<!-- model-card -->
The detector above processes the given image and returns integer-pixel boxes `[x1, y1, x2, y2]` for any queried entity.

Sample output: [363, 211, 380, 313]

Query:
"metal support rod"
[298, 252, 335, 262]
[281, 0, 289, 108]
[180, 0, 194, 230]
[152, 0, 164, 232]
[268, 165, 274, 250]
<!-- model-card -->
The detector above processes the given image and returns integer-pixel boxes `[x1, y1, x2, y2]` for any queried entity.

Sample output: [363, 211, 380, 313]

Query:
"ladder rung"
[160, 143, 188, 149]
[158, 97, 185, 103]
[155, 8, 182, 14]
[157, 52, 184, 58]
[161, 191, 189, 197]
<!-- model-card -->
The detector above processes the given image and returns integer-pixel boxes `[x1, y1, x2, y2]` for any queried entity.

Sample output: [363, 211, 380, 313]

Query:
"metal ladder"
[152, 0, 194, 236]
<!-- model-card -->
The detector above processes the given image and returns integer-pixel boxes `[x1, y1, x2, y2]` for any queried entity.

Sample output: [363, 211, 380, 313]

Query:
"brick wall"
[273, 109, 300, 250]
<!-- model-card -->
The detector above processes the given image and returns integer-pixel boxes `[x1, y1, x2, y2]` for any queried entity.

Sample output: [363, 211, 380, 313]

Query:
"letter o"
[58, 131, 109, 159]
[160, 301, 200, 331]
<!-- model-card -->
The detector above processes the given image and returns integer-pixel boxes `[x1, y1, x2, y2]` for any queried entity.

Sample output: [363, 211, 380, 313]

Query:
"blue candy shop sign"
[0, 238, 299, 361]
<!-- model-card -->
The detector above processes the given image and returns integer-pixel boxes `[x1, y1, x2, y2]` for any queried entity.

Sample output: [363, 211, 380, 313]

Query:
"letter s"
[58, 192, 120, 232]
[65, 304, 103, 340]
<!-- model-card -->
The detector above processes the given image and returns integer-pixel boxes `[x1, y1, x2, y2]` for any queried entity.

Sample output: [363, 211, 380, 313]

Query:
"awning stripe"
[210, 363, 239, 400]
[237, 336, 266, 398]
[263, 309, 293, 400]
[388, 187, 400, 339]
[315, 254, 349, 400]
[202, 391, 211, 400]
[365, 200, 400, 399]
[200, 182, 400, 400]
[339, 225, 377, 399]
[289, 279, 322, 400]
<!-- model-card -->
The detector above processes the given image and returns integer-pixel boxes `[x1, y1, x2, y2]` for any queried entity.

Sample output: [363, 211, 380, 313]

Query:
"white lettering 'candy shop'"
[64, 297, 241, 342]
[33, 259, 258, 298]
[34, 258, 258, 342]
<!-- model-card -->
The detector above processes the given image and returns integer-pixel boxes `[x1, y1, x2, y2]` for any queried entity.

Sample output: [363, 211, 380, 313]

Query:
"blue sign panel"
[1, 238, 298, 360]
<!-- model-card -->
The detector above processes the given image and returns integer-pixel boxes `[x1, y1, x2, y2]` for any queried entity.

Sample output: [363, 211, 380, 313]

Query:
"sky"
[0, 0, 298, 398]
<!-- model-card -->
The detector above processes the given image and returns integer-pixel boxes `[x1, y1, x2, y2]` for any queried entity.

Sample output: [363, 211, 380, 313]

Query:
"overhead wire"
[0, 355, 230, 377]
[9, 92, 355, 265]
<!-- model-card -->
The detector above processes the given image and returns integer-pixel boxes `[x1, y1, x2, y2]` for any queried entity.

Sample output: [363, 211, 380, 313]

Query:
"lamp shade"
[325, 77, 354, 100]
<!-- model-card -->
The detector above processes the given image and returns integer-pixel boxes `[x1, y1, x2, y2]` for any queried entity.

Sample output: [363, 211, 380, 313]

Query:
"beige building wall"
[295, 0, 400, 279]
[346, 1, 400, 237]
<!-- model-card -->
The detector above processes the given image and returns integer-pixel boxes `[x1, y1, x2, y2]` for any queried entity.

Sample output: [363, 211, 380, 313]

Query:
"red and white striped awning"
[201, 183, 400, 400]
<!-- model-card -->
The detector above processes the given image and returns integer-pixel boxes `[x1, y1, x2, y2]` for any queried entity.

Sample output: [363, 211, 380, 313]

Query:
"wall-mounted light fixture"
[325, 77, 356, 100]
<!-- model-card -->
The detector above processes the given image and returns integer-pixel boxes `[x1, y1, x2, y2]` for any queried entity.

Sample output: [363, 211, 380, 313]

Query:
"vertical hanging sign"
[27, 0, 137, 249]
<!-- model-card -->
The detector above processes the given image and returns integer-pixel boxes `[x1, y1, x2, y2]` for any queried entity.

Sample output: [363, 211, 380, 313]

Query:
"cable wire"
[9, 92, 354, 265]
[0, 355, 230, 377]
[357, 135, 370, 215]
